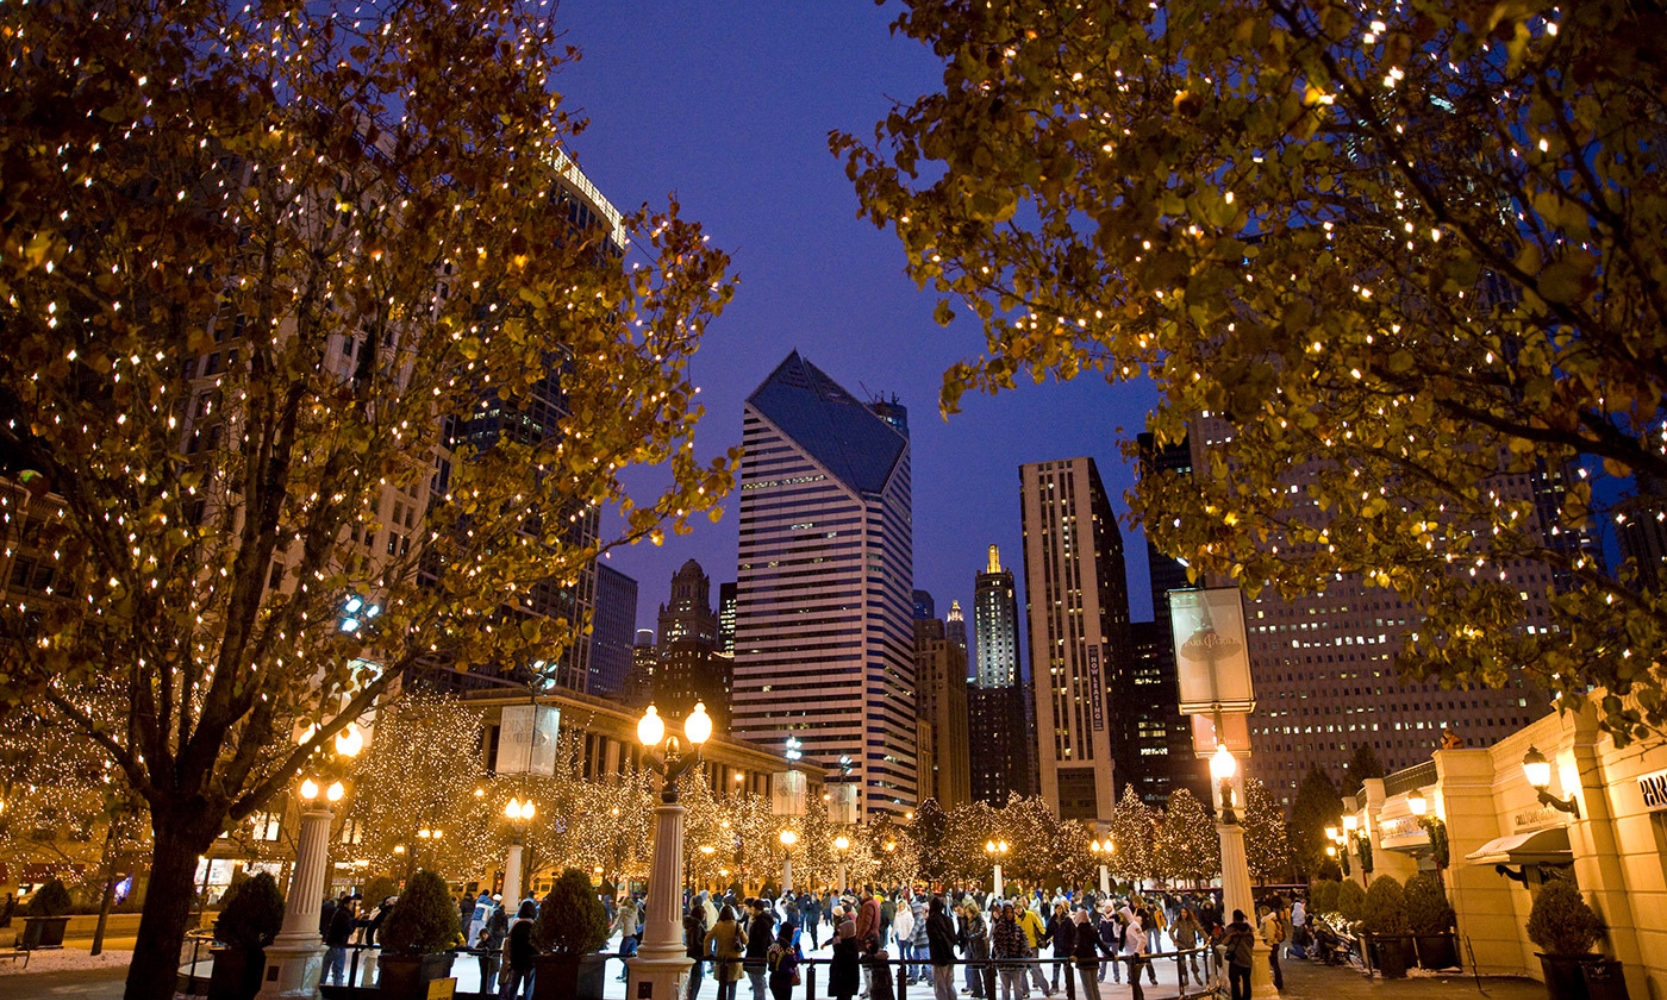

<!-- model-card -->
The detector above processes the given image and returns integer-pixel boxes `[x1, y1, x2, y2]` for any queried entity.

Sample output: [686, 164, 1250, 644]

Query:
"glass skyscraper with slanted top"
[731, 352, 916, 821]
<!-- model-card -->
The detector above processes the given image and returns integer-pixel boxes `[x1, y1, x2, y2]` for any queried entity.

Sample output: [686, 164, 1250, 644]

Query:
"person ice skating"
[1071, 908, 1116, 1000]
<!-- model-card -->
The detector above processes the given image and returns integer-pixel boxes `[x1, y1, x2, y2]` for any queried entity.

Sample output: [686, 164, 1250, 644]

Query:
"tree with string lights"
[0, 2, 734, 995]
[1243, 778, 1294, 886]
[1153, 789, 1220, 889]
[835, 1, 1667, 743]
[1108, 785, 1155, 888]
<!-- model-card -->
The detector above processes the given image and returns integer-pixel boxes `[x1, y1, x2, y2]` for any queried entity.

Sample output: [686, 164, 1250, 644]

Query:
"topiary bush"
[1527, 876, 1604, 956]
[380, 869, 461, 955]
[1404, 872, 1454, 936]
[532, 867, 608, 956]
[1311, 879, 1341, 915]
[1362, 876, 1409, 935]
[26, 879, 73, 917]
[214, 871, 285, 950]
[1338, 879, 1366, 921]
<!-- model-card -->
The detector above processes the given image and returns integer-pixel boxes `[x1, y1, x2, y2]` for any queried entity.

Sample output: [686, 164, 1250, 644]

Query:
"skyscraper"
[587, 564, 639, 699]
[656, 559, 731, 730]
[1020, 457, 1135, 823]
[622, 628, 657, 709]
[1127, 433, 1207, 806]
[912, 589, 936, 621]
[914, 618, 972, 808]
[732, 352, 916, 820]
[945, 600, 968, 657]
[969, 545, 1034, 806]
[716, 581, 738, 657]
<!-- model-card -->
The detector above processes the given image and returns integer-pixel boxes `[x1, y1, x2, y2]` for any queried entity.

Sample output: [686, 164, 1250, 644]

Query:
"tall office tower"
[913, 618, 973, 808]
[1619, 473, 1667, 592]
[1127, 433, 1208, 806]
[587, 565, 639, 698]
[1181, 417, 1556, 801]
[969, 545, 1035, 806]
[1020, 458, 1135, 823]
[912, 589, 936, 621]
[945, 600, 968, 656]
[622, 629, 657, 709]
[655, 559, 730, 729]
[732, 352, 917, 820]
[716, 581, 739, 657]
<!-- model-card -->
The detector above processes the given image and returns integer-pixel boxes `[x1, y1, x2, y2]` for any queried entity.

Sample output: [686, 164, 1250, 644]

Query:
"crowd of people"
[673, 884, 1302, 1000]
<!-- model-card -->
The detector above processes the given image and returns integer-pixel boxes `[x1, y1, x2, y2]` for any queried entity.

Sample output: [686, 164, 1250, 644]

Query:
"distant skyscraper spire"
[945, 600, 967, 655]
[987, 544, 1002, 575]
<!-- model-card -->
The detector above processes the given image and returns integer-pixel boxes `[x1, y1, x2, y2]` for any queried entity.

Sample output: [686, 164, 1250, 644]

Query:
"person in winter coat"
[830, 920, 862, 1000]
[767, 923, 801, 1000]
[1097, 906, 1124, 984]
[323, 897, 357, 986]
[1136, 907, 1159, 986]
[705, 905, 749, 1000]
[1017, 901, 1053, 997]
[613, 895, 641, 982]
[1046, 902, 1074, 992]
[1222, 910, 1257, 1000]
[991, 902, 1032, 1000]
[502, 899, 539, 1000]
[894, 896, 917, 981]
[802, 892, 823, 949]
[1259, 898, 1287, 991]
[1071, 908, 1116, 1000]
[961, 900, 991, 999]
[743, 899, 775, 1000]
[476, 900, 509, 990]
[910, 900, 933, 986]
[926, 896, 960, 1000]
[1121, 907, 1151, 1000]
[1172, 906, 1205, 986]
[685, 899, 711, 1000]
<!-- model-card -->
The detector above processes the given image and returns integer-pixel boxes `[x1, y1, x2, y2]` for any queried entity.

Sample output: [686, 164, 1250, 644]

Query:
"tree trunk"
[91, 815, 125, 957]
[125, 817, 216, 1000]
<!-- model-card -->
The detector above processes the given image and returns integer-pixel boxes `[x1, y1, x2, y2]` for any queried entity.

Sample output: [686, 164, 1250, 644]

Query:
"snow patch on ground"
[0, 948, 135, 976]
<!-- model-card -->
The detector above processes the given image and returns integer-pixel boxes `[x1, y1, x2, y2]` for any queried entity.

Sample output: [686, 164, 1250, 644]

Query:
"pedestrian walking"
[1259, 898, 1287, 991]
[501, 899, 538, 1000]
[705, 904, 748, 1000]
[744, 898, 775, 1000]
[1223, 909, 1257, 1000]
[323, 896, 357, 986]
[613, 894, 641, 982]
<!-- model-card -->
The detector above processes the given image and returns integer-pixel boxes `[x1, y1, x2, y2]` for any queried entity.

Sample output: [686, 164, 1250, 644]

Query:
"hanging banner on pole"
[828, 784, 859, 826]
[772, 770, 807, 817]
[1169, 587, 1255, 714]
[496, 705, 561, 776]
[1190, 712, 1252, 757]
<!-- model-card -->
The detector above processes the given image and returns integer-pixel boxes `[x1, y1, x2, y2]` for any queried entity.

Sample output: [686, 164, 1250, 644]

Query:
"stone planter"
[1415, 932, 1460, 971]
[1368, 934, 1412, 979]
[20, 916, 70, 950]
[376, 951, 455, 999]
[1580, 958, 1630, 1000]
[532, 952, 607, 1000]
[1539, 954, 1631, 1000]
[207, 946, 265, 1000]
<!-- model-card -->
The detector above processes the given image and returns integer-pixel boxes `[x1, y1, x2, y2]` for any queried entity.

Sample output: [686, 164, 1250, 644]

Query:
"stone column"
[993, 862, 1004, 899]
[783, 854, 793, 895]
[258, 806, 333, 1000]
[629, 801, 691, 1000]
[503, 842, 524, 908]
[1219, 819, 1277, 1000]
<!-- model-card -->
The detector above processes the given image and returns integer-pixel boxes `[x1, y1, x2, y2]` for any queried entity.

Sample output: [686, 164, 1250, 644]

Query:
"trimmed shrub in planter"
[1406, 873, 1459, 970]
[210, 872, 284, 1000]
[378, 870, 461, 1000]
[1310, 879, 1341, 916]
[1337, 879, 1366, 923]
[532, 868, 610, 1000]
[21, 879, 74, 949]
[1528, 877, 1609, 1000]
[1362, 876, 1412, 979]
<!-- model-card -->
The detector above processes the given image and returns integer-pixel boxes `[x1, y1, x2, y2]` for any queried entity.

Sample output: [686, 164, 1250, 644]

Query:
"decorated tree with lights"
[0, 2, 734, 994]
[1048, 817, 1098, 892]
[836, 1, 1667, 742]
[343, 693, 494, 883]
[1291, 766, 1345, 879]
[940, 799, 1004, 887]
[1153, 788, 1220, 888]
[1109, 786, 1156, 888]
[912, 797, 950, 885]
[1243, 778, 1294, 886]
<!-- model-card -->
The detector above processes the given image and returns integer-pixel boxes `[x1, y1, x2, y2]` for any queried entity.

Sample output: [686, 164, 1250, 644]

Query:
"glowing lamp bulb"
[1210, 745, 1237, 781]
[1408, 794, 1427, 817]
[334, 724, 364, 759]
[685, 702, 713, 745]
[1522, 746, 1553, 790]
[637, 705, 665, 748]
[326, 781, 345, 802]
[299, 778, 320, 801]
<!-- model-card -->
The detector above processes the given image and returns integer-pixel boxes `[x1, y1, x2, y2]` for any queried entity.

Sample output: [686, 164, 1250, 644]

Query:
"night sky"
[554, 2, 1162, 637]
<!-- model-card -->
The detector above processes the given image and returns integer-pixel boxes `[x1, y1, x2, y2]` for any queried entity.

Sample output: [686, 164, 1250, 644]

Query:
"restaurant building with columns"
[1337, 697, 1666, 1000]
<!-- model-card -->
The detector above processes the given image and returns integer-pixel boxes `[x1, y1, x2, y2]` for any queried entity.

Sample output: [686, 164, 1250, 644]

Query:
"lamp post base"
[255, 932, 326, 999]
[630, 800, 692, 1000]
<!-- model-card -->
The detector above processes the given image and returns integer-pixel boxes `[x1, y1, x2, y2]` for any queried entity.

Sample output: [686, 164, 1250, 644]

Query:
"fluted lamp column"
[503, 797, 535, 906]
[629, 703, 711, 1000]
[1212, 746, 1276, 1000]
[259, 725, 362, 999]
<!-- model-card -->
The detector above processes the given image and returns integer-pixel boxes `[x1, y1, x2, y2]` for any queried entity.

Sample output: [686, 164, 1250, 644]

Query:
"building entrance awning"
[1464, 826, 1572, 866]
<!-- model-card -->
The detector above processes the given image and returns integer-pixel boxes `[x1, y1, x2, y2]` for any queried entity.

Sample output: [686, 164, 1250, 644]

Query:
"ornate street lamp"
[779, 829, 798, 894]
[1090, 839, 1114, 896]
[1522, 746, 1579, 816]
[502, 797, 536, 905]
[985, 839, 1009, 899]
[628, 702, 712, 1000]
[1208, 744, 1276, 999]
[833, 835, 851, 895]
[258, 723, 363, 999]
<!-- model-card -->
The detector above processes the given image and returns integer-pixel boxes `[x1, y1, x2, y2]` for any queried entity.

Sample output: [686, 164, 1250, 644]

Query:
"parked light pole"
[628, 703, 712, 1000]
[1211, 746, 1277, 1000]
[502, 797, 536, 905]
[259, 725, 362, 999]
[1090, 839, 1113, 896]
[985, 840, 1009, 899]
[779, 830, 797, 894]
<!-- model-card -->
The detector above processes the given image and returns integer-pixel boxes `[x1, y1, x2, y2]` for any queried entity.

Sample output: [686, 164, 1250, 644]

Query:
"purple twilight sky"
[552, 2, 1162, 636]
